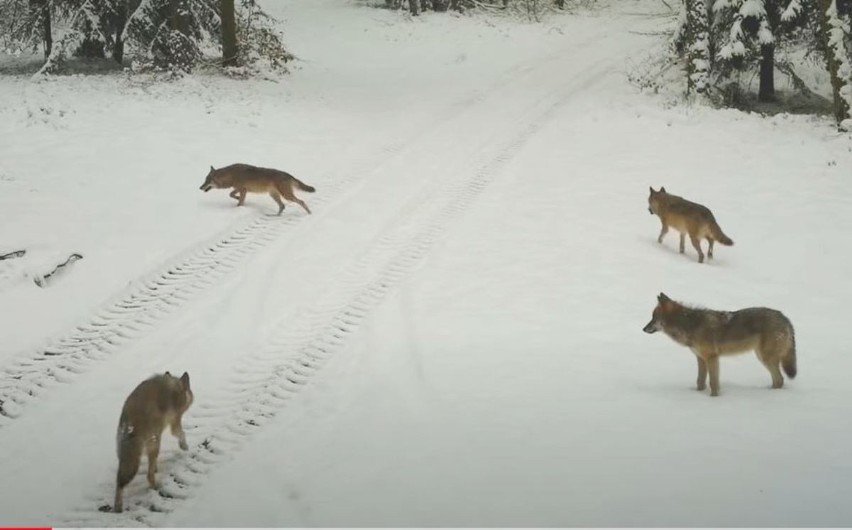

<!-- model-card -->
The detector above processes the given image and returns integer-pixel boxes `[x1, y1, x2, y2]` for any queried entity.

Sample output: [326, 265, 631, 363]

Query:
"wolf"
[199, 163, 316, 215]
[647, 186, 733, 263]
[642, 293, 797, 397]
[113, 371, 194, 513]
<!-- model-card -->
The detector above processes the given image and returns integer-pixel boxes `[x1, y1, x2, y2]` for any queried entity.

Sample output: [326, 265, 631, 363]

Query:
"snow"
[781, 0, 803, 23]
[758, 20, 774, 45]
[719, 39, 747, 58]
[2, 0, 852, 526]
[740, 0, 766, 19]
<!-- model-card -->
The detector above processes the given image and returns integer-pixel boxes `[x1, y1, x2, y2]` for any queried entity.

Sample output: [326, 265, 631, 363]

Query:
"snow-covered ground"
[2, 0, 852, 526]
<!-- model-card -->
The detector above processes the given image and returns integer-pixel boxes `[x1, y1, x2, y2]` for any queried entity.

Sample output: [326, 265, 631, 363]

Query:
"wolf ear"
[209, 165, 215, 172]
[180, 372, 190, 388]
[660, 186, 666, 193]
[649, 186, 655, 193]
[657, 292, 670, 303]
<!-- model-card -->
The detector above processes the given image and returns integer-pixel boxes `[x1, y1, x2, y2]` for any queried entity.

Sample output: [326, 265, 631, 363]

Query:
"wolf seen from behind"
[112, 371, 194, 513]
[648, 186, 734, 263]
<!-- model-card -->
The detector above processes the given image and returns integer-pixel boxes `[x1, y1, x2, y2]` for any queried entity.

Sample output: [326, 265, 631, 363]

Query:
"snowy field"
[2, 0, 852, 526]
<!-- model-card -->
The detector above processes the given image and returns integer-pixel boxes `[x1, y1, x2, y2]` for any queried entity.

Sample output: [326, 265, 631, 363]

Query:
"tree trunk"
[168, 0, 190, 34]
[685, 0, 710, 95]
[758, 44, 776, 102]
[221, 0, 238, 66]
[29, 0, 52, 59]
[76, 19, 106, 58]
[42, 0, 51, 60]
[409, 0, 420, 15]
[113, 1, 127, 64]
[819, 0, 852, 125]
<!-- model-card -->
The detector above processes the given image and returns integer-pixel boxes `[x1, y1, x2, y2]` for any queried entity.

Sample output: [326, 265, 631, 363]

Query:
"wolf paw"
[179, 440, 189, 451]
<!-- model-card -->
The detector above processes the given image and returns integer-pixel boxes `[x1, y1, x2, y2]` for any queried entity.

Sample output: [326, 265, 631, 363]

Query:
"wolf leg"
[283, 189, 311, 215]
[269, 191, 286, 216]
[757, 347, 785, 389]
[706, 355, 720, 396]
[145, 435, 161, 489]
[689, 234, 705, 263]
[695, 355, 707, 391]
[171, 418, 189, 450]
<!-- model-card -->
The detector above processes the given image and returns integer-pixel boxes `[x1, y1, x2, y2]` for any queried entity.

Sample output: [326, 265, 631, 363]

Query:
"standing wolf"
[642, 293, 797, 397]
[199, 163, 316, 215]
[647, 186, 733, 263]
[113, 371, 194, 513]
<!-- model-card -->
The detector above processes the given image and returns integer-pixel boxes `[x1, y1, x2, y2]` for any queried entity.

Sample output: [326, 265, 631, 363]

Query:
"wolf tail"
[782, 325, 797, 379]
[293, 177, 316, 193]
[711, 220, 733, 246]
[114, 418, 142, 512]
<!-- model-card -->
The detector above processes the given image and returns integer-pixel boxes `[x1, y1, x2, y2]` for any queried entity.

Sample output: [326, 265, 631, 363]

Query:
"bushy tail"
[782, 326, 797, 379]
[294, 177, 315, 193]
[114, 421, 142, 513]
[711, 221, 734, 246]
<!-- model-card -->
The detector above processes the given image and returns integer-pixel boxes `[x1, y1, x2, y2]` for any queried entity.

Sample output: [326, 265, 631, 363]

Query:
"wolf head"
[165, 370, 194, 410]
[643, 292, 675, 334]
[647, 186, 667, 215]
[199, 166, 223, 192]
[179, 371, 193, 409]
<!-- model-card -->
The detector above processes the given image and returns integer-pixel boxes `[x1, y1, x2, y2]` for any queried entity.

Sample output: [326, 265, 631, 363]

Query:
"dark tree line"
[384, 0, 571, 16]
[674, 0, 852, 128]
[0, 0, 292, 74]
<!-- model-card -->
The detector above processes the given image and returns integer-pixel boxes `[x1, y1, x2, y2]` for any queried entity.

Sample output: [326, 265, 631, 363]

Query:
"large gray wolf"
[200, 163, 315, 215]
[643, 293, 796, 397]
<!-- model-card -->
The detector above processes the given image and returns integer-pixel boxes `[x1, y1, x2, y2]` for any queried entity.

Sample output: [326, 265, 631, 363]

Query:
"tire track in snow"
[60, 53, 615, 526]
[0, 48, 561, 430]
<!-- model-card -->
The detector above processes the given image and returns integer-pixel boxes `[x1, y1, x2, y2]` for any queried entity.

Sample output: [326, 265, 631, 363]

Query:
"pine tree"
[674, 0, 813, 103]
[0, 0, 292, 75]
[685, 0, 711, 95]
[1, 0, 53, 59]
[819, 0, 852, 128]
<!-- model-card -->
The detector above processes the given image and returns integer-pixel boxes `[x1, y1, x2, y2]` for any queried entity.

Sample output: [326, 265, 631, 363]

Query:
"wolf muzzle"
[648, 208, 654, 215]
[200, 184, 212, 192]
[642, 320, 658, 333]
